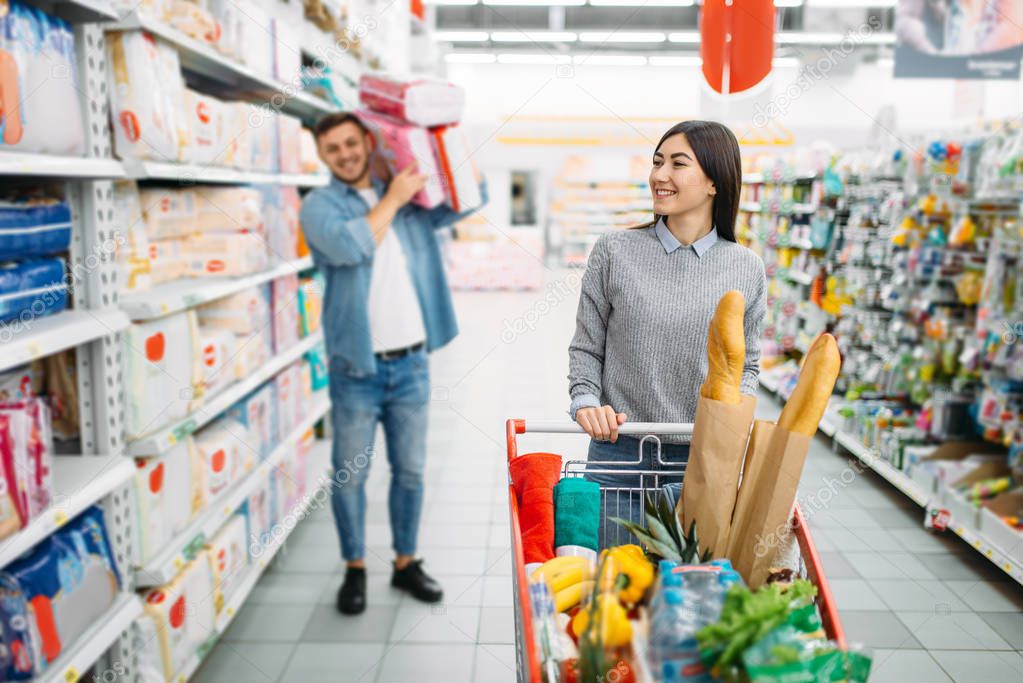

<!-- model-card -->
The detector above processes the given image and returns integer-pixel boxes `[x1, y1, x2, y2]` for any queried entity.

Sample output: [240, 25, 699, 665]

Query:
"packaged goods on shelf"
[299, 128, 323, 175]
[197, 328, 237, 398]
[0, 507, 120, 680]
[273, 362, 303, 438]
[278, 116, 303, 174]
[194, 187, 263, 234]
[206, 0, 244, 59]
[206, 514, 249, 610]
[262, 185, 302, 262]
[432, 125, 482, 213]
[196, 285, 272, 335]
[194, 418, 248, 504]
[226, 383, 277, 462]
[140, 552, 216, 681]
[0, 398, 54, 527]
[246, 482, 271, 548]
[107, 31, 189, 162]
[112, 181, 153, 294]
[0, 1, 84, 156]
[0, 258, 68, 324]
[231, 327, 273, 381]
[132, 440, 199, 565]
[305, 341, 328, 391]
[271, 19, 301, 84]
[358, 74, 465, 128]
[184, 232, 269, 277]
[139, 188, 200, 241]
[357, 109, 446, 209]
[237, 3, 273, 76]
[270, 273, 300, 353]
[124, 312, 200, 440]
[182, 89, 226, 166]
[298, 273, 324, 337]
[147, 237, 187, 284]
[0, 199, 71, 261]
[166, 0, 219, 44]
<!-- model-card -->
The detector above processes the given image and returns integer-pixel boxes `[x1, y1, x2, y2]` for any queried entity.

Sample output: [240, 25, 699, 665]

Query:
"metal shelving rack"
[0, 0, 364, 677]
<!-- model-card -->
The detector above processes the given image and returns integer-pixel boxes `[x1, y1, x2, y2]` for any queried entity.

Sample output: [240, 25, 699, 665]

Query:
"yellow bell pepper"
[598, 545, 654, 606]
[571, 594, 632, 647]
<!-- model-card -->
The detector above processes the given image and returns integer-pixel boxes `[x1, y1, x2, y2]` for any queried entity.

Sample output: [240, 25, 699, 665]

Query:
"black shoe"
[391, 559, 443, 603]
[337, 566, 367, 615]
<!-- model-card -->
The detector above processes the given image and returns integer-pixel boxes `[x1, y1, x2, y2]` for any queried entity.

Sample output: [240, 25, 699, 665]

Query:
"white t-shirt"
[358, 188, 427, 353]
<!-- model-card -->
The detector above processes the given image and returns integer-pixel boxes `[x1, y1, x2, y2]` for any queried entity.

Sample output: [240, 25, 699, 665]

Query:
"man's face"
[317, 122, 372, 184]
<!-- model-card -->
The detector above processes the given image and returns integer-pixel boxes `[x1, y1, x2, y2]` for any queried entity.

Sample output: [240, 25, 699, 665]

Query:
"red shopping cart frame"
[505, 418, 845, 683]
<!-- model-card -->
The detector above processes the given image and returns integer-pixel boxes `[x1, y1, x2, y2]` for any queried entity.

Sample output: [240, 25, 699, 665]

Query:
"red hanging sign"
[701, 0, 775, 94]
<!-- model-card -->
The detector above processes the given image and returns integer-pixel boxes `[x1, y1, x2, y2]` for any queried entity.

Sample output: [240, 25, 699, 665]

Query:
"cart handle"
[513, 420, 694, 435]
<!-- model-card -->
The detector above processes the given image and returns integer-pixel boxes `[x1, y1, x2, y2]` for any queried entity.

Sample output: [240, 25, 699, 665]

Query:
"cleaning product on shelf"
[356, 108, 446, 209]
[0, 199, 71, 261]
[358, 74, 465, 128]
[0, 259, 68, 324]
[132, 439, 198, 565]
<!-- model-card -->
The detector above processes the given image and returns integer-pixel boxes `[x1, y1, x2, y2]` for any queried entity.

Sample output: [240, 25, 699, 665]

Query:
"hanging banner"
[894, 0, 1023, 79]
[701, 0, 775, 94]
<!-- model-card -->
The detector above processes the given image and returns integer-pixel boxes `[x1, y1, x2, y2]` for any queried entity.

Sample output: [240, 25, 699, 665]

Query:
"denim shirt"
[299, 175, 487, 377]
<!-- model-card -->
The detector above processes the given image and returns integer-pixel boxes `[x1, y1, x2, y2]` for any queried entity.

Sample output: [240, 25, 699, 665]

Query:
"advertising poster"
[894, 0, 1023, 79]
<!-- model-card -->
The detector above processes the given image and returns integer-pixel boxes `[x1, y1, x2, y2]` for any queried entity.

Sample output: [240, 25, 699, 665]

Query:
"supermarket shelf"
[119, 257, 314, 321]
[176, 440, 331, 680]
[134, 392, 330, 586]
[125, 331, 324, 456]
[23, 0, 118, 22]
[789, 239, 816, 250]
[38, 593, 142, 683]
[785, 270, 815, 286]
[107, 14, 334, 121]
[740, 202, 762, 212]
[124, 160, 328, 187]
[832, 430, 931, 507]
[948, 520, 1023, 586]
[0, 456, 136, 569]
[743, 173, 819, 184]
[0, 151, 125, 179]
[1, 309, 130, 374]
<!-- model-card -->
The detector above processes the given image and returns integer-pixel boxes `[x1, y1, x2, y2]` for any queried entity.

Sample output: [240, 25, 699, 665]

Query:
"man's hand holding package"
[367, 164, 428, 244]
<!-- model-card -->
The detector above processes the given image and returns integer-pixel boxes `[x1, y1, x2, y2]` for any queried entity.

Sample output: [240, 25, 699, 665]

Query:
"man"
[300, 112, 487, 614]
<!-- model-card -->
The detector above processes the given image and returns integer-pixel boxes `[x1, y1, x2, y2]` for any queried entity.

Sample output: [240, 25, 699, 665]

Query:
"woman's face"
[649, 133, 716, 217]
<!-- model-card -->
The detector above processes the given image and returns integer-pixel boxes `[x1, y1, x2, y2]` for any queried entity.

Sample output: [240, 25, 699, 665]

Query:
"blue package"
[55, 506, 121, 590]
[305, 342, 328, 392]
[0, 572, 38, 680]
[0, 259, 68, 324]
[0, 202, 72, 260]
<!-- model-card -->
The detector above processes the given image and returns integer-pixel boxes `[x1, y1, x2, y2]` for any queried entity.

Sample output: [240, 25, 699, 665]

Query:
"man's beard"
[336, 158, 370, 183]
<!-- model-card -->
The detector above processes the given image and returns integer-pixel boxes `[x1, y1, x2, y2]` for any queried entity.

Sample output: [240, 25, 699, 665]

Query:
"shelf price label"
[63, 667, 79, 682]
[53, 509, 69, 528]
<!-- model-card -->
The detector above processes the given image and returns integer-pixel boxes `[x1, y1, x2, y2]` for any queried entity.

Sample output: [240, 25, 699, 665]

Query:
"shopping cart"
[506, 419, 845, 683]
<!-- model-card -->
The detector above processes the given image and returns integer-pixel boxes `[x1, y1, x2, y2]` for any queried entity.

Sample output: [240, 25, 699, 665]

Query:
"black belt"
[375, 342, 424, 361]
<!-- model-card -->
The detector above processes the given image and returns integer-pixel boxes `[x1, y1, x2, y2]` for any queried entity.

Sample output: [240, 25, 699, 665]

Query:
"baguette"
[700, 291, 745, 405]
[778, 333, 841, 435]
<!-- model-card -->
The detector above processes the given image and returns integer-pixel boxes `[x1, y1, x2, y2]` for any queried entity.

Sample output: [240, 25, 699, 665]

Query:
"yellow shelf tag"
[53, 510, 69, 528]
[63, 667, 79, 683]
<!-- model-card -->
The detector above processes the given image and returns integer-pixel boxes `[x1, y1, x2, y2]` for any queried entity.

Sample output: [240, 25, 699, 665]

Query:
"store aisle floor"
[195, 279, 1023, 683]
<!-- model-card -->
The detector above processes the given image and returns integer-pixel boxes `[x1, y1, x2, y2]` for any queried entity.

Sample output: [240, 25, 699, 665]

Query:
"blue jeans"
[328, 347, 430, 561]
[586, 436, 689, 549]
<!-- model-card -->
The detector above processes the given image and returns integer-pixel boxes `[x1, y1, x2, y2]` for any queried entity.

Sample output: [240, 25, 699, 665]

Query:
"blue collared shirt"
[654, 217, 719, 257]
[299, 175, 488, 376]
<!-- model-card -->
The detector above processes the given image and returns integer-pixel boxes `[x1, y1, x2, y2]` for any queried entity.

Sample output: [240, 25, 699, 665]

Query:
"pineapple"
[609, 492, 711, 564]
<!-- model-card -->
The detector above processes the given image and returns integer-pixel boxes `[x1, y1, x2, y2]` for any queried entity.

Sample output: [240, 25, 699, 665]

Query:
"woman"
[567, 120, 767, 546]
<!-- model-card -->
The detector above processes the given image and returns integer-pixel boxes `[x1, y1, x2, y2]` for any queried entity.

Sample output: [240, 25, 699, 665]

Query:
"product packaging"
[196, 285, 271, 336]
[226, 383, 278, 461]
[0, 259, 68, 324]
[271, 274, 301, 353]
[197, 328, 237, 399]
[194, 418, 246, 503]
[356, 109, 446, 208]
[147, 237, 187, 285]
[111, 181, 153, 294]
[278, 116, 303, 174]
[0, 199, 72, 261]
[358, 74, 465, 127]
[132, 439, 197, 565]
[194, 187, 264, 234]
[206, 514, 249, 612]
[298, 274, 324, 337]
[431, 125, 483, 212]
[184, 232, 269, 277]
[182, 89, 226, 166]
[139, 188, 200, 241]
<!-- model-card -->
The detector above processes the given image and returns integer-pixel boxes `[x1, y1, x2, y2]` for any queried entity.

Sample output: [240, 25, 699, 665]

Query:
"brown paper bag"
[727, 420, 812, 588]
[677, 394, 756, 558]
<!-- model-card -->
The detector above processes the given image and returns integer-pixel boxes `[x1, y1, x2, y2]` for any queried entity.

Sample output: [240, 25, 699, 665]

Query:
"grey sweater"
[568, 221, 767, 427]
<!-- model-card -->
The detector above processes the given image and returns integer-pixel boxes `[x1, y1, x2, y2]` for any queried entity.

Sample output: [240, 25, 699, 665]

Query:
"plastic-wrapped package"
[0, 415, 25, 541]
[30, 351, 78, 440]
[280, 186, 302, 259]
[194, 187, 263, 234]
[0, 398, 53, 520]
[237, 4, 273, 76]
[226, 383, 277, 461]
[0, 259, 68, 324]
[357, 109, 446, 208]
[0, 572, 35, 679]
[206, 0, 244, 60]
[0, 2, 85, 155]
[133, 440, 196, 565]
[147, 237, 187, 285]
[206, 514, 249, 612]
[305, 342, 328, 392]
[111, 181, 152, 294]
[297, 273, 324, 337]
[0, 199, 71, 261]
[166, 0, 220, 45]
[246, 482, 271, 549]
[196, 285, 271, 335]
[182, 89, 226, 166]
[233, 329, 273, 380]
[124, 312, 200, 439]
[278, 115, 302, 174]
[274, 364, 299, 438]
[58, 506, 122, 589]
[184, 232, 269, 277]
[197, 329, 236, 398]
[139, 188, 200, 241]
[194, 418, 245, 502]
[271, 273, 300, 353]
[272, 19, 301, 84]
[106, 31, 184, 162]
[299, 127, 324, 175]
[250, 105, 278, 173]
[358, 74, 465, 127]
[258, 186, 287, 262]
[432, 125, 483, 213]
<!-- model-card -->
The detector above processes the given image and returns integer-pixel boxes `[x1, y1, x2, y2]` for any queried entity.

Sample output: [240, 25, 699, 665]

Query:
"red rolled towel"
[509, 452, 563, 566]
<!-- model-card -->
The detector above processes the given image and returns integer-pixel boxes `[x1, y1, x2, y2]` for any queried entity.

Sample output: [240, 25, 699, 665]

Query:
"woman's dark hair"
[639, 120, 741, 243]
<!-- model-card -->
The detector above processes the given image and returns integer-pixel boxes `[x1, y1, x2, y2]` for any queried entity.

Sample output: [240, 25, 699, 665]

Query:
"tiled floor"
[196, 279, 1023, 682]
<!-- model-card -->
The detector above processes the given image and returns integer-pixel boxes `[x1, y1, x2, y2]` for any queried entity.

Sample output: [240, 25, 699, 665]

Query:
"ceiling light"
[667, 32, 700, 44]
[445, 53, 498, 63]
[483, 0, 585, 5]
[649, 55, 702, 66]
[424, 0, 478, 5]
[574, 54, 647, 66]
[859, 33, 896, 44]
[772, 56, 801, 67]
[774, 0, 804, 6]
[579, 31, 666, 43]
[807, 0, 897, 6]
[433, 31, 489, 42]
[776, 31, 845, 44]
[589, 0, 693, 5]
[497, 53, 572, 64]
[490, 31, 578, 42]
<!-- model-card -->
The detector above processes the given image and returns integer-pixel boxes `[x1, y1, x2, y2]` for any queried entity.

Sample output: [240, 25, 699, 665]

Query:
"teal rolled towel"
[554, 478, 601, 551]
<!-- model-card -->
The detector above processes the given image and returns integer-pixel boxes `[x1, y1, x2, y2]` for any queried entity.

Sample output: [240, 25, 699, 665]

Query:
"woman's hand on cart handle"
[576, 406, 628, 443]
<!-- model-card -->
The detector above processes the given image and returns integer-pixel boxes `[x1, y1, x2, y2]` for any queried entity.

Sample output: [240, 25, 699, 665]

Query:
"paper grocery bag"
[677, 394, 756, 558]
[727, 421, 812, 588]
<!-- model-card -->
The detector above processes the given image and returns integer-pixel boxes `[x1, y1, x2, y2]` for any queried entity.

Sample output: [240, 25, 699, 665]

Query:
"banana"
[529, 556, 590, 585]
[548, 564, 595, 593]
[554, 580, 595, 612]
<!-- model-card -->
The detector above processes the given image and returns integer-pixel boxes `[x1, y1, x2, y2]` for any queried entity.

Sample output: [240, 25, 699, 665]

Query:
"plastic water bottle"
[648, 571, 683, 619]
[678, 568, 719, 625]
[649, 588, 711, 682]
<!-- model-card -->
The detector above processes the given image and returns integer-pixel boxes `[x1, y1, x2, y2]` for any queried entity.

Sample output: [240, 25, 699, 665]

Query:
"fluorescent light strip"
[667, 31, 700, 44]
[445, 53, 498, 63]
[589, 0, 693, 5]
[578, 31, 666, 43]
[490, 31, 578, 42]
[807, 0, 897, 6]
[434, 30, 489, 42]
[776, 31, 845, 44]
[774, 0, 804, 6]
[574, 54, 647, 66]
[425, 0, 478, 5]
[772, 56, 801, 67]
[649, 55, 702, 66]
[483, 0, 585, 5]
[497, 53, 572, 64]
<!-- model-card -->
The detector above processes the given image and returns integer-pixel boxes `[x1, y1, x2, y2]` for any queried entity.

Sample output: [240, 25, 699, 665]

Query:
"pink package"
[270, 274, 300, 354]
[277, 115, 302, 175]
[356, 109, 446, 209]
[0, 415, 24, 539]
[358, 74, 465, 127]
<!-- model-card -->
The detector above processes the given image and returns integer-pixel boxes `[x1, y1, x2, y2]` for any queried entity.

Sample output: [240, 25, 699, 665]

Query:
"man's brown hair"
[313, 112, 368, 139]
